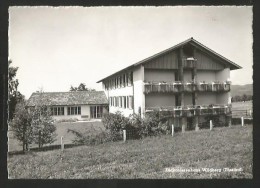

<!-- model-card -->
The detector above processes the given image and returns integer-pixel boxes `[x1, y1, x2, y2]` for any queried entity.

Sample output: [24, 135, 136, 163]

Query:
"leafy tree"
[31, 105, 57, 148]
[30, 90, 57, 148]
[70, 83, 96, 91]
[231, 94, 252, 102]
[8, 60, 24, 120]
[10, 101, 33, 152]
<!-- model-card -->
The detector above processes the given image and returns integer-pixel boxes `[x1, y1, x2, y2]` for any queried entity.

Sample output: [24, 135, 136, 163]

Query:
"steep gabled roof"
[26, 91, 108, 107]
[97, 37, 242, 83]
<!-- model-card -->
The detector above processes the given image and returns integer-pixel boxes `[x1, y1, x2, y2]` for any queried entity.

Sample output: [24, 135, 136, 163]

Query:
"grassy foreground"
[8, 124, 252, 179]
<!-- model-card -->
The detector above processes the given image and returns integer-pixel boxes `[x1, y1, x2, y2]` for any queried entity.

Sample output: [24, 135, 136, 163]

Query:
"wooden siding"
[143, 47, 225, 71]
[195, 49, 225, 70]
[144, 50, 178, 69]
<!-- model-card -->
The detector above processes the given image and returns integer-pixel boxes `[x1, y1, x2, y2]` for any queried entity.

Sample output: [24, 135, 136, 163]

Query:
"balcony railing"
[144, 81, 231, 94]
[145, 104, 231, 117]
[144, 81, 182, 94]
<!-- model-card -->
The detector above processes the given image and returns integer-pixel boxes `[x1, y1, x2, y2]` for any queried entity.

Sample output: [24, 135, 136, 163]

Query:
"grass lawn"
[8, 121, 104, 152]
[8, 124, 252, 179]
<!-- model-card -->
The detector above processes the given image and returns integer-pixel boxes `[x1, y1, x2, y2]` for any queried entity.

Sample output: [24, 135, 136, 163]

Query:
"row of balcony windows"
[145, 104, 231, 117]
[144, 81, 231, 94]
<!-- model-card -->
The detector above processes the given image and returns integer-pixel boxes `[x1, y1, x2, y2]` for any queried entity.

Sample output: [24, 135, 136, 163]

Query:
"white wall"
[108, 85, 133, 96]
[197, 70, 216, 82]
[215, 68, 230, 82]
[133, 65, 145, 116]
[197, 93, 217, 105]
[216, 93, 229, 105]
[109, 106, 134, 117]
[144, 69, 175, 82]
[184, 93, 193, 106]
[145, 94, 175, 108]
[183, 70, 192, 82]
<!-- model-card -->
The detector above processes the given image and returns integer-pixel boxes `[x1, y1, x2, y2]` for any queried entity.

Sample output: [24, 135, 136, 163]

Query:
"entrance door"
[90, 106, 103, 119]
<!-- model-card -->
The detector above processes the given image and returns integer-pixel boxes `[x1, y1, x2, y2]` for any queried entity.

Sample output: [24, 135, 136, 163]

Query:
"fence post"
[249, 110, 252, 117]
[38, 130, 41, 149]
[61, 136, 64, 151]
[172, 124, 174, 137]
[210, 120, 213, 131]
[123, 130, 126, 142]
[241, 117, 244, 127]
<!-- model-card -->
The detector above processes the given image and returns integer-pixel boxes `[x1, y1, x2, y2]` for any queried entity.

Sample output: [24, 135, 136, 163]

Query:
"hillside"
[231, 84, 253, 97]
[8, 125, 252, 179]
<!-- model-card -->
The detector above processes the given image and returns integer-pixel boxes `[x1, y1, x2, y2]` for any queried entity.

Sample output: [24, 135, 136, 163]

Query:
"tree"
[30, 90, 57, 148]
[10, 101, 33, 152]
[8, 60, 24, 120]
[70, 83, 96, 91]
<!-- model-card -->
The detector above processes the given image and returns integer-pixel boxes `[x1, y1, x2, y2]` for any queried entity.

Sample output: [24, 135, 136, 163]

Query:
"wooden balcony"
[144, 81, 182, 94]
[183, 57, 196, 69]
[145, 104, 231, 117]
[144, 81, 231, 94]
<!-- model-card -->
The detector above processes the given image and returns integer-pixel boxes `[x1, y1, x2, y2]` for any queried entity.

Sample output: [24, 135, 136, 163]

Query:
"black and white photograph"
[7, 6, 253, 179]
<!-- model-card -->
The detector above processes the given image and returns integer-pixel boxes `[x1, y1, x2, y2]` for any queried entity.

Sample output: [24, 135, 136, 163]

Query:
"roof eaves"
[97, 38, 193, 83]
[190, 38, 242, 70]
[97, 37, 241, 83]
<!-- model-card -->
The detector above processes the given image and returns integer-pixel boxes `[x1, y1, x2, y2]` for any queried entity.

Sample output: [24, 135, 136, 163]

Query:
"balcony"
[144, 81, 231, 94]
[145, 104, 231, 117]
[144, 81, 182, 94]
[183, 57, 196, 69]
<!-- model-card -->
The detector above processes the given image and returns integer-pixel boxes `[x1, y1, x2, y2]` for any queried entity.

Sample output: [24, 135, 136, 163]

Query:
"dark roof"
[26, 91, 108, 107]
[97, 37, 242, 83]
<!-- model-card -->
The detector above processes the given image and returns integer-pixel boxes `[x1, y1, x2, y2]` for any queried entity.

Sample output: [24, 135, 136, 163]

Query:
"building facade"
[97, 38, 242, 130]
[27, 91, 108, 121]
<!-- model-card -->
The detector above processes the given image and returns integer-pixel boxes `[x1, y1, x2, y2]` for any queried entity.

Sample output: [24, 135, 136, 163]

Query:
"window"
[123, 96, 127, 108]
[128, 72, 133, 86]
[126, 96, 128, 108]
[90, 106, 103, 119]
[128, 96, 133, 109]
[123, 74, 126, 87]
[118, 76, 121, 88]
[51, 107, 64, 116]
[68, 106, 81, 115]
[119, 96, 121, 107]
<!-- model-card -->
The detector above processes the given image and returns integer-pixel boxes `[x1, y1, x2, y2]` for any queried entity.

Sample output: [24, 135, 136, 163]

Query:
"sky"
[9, 6, 253, 99]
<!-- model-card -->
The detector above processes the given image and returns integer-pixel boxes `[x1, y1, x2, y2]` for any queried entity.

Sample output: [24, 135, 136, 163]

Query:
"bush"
[102, 111, 130, 141]
[10, 101, 33, 152]
[103, 111, 172, 140]
[31, 105, 57, 148]
[143, 111, 171, 136]
[200, 115, 225, 129]
[67, 125, 114, 145]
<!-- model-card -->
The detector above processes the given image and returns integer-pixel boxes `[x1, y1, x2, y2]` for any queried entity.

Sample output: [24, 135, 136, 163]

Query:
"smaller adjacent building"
[26, 91, 108, 121]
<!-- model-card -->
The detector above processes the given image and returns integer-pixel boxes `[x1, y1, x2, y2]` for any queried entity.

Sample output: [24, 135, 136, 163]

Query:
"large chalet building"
[97, 38, 241, 130]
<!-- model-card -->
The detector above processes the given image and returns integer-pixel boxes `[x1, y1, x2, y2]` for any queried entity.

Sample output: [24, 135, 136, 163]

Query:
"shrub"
[200, 115, 225, 129]
[102, 111, 130, 141]
[31, 105, 57, 148]
[67, 125, 114, 145]
[10, 101, 34, 152]
[102, 111, 172, 141]
[143, 111, 171, 136]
